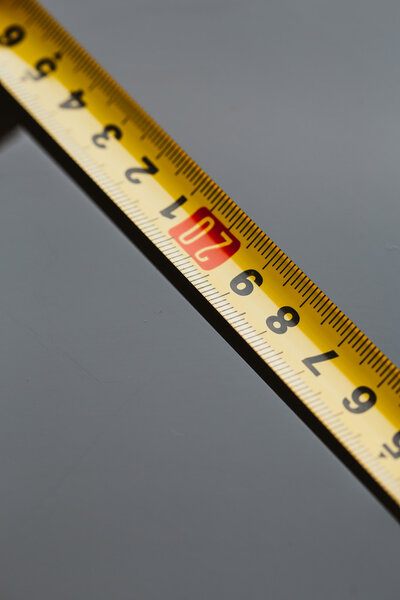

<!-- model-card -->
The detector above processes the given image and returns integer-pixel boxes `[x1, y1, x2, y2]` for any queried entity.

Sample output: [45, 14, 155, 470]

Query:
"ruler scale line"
[1, 0, 400, 520]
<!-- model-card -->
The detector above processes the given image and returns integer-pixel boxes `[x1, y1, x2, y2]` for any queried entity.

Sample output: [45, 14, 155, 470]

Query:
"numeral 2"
[125, 156, 158, 183]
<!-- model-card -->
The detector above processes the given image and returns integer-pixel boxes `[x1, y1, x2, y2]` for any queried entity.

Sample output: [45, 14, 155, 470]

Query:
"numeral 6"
[230, 269, 263, 296]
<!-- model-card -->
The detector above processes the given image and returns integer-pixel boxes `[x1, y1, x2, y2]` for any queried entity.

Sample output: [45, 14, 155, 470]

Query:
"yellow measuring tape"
[1, 0, 400, 516]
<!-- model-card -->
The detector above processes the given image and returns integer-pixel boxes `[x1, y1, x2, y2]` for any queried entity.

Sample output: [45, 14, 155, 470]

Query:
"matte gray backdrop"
[1, 0, 400, 598]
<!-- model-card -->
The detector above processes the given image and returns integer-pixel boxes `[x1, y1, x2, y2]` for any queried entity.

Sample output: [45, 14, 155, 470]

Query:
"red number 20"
[169, 207, 240, 270]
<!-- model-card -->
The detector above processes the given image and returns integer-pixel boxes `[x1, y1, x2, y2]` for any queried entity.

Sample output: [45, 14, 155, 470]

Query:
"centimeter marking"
[1, 0, 400, 514]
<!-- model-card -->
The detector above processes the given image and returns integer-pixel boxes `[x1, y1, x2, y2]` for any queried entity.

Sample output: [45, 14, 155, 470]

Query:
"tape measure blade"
[1, 0, 400, 518]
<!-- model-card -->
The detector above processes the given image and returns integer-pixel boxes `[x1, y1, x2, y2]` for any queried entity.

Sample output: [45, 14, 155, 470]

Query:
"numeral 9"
[343, 386, 376, 414]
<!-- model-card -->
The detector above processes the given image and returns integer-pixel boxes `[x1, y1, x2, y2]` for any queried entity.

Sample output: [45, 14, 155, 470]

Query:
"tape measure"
[1, 0, 400, 519]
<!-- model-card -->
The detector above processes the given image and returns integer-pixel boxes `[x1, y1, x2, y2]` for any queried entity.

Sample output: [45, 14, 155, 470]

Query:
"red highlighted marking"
[169, 207, 240, 270]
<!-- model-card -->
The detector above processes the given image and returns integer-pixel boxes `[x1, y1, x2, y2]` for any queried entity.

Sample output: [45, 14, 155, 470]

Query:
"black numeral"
[230, 270, 263, 296]
[59, 90, 86, 109]
[343, 386, 376, 414]
[303, 350, 338, 376]
[160, 196, 187, 219]
[266, 306, 299, 334]
[0, 24, 25, 46]
[125, 156, 158, 183]
[27, 53, 61, 81]
[382, 431, 400, 459]
[92, 124, 122, 148]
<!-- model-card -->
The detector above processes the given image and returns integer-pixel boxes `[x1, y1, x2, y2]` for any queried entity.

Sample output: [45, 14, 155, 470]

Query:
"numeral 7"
[302, 350, 338, 376]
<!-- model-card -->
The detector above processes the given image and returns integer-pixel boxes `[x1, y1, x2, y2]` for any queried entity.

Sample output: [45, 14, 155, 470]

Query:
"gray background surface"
[1, 0, 400, 598]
